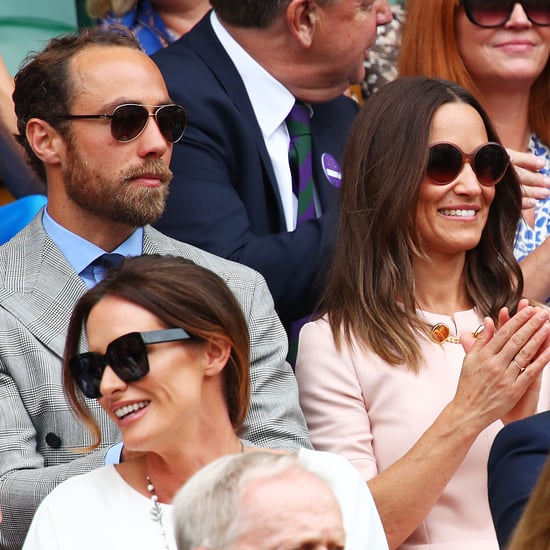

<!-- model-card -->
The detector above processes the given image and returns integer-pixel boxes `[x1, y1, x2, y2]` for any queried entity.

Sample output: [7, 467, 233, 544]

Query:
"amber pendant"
[431, 323, 450, 343]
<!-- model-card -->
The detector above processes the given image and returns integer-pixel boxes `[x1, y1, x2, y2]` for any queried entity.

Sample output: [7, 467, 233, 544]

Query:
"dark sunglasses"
[461, 0, 550, 27]
[427, 142, 510, 185]
[58, 104, 187, 143]
[70, 328, 193, 399]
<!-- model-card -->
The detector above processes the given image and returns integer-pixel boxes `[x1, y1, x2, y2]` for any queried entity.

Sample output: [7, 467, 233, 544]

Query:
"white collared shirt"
[211, 12, 318, 231]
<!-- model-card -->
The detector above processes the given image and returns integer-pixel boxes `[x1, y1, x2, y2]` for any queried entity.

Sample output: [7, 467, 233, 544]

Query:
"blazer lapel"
[0, 215, 88, 359]
[184, 16, 284, 218]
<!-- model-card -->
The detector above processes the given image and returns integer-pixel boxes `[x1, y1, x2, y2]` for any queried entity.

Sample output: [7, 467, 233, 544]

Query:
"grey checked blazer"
[0, 214, 311, 549]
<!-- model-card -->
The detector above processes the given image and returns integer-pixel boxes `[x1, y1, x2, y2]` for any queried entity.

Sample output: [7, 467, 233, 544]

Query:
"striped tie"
[286, 101, 315, 224]
[286, 101, 316, 366]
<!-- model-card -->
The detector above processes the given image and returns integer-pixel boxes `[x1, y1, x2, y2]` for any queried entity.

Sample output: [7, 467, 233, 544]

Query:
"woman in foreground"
[23, 254, 387, 550]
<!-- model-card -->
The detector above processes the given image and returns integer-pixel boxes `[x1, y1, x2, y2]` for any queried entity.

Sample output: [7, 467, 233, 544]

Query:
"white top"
[23, 448, 388, 550]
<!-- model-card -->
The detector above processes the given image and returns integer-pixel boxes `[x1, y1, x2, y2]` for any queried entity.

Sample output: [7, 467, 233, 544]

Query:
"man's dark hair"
[13, 27, 140, 183]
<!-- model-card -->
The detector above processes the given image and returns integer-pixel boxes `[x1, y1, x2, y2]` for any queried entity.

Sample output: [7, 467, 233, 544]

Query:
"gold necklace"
[430, 322, 484, 344]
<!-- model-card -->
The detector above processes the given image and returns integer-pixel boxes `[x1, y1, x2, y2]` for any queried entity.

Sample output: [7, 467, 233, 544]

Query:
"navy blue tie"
[90, 253, 125, 283]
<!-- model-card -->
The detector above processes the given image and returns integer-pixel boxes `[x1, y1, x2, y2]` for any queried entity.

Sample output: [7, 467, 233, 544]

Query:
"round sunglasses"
[461, 0, 550, 27]
[426, 142, 510, 185]
[58, 103, 187, 143]
[70, 328, 194, 399]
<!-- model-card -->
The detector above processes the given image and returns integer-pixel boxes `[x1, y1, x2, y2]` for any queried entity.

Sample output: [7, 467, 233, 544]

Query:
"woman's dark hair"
[320, 76, 522, 371]
[63, 254, 250, 448]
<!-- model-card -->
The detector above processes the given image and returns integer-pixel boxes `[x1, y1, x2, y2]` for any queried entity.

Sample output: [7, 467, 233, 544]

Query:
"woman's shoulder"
[41, 464, 121, 504]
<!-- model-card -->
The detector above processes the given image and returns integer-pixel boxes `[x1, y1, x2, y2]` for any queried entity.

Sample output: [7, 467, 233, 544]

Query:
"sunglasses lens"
[70, 354, 105, 399]
[467, 0, 513, 26]
[427, 143, 463, 184]
[110, 105, 149, 142]
[107, 333, 149, 383]
[524, 0, 550, 24]
[473, 143, 509, 184]
[156, 105, 187, 143]
[466, 0, 550, 26]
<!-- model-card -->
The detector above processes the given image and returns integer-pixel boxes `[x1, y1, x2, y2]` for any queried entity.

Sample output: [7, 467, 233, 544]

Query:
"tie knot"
[92, 253, 125, 270]
[286, 101, 311, 138]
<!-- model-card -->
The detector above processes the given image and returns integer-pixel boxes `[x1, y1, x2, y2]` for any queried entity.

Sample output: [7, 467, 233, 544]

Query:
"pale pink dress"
[296, 308, 550, 550]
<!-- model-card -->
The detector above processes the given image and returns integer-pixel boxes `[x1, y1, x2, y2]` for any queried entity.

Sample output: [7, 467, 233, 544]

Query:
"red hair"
[399, 0, 550, 145]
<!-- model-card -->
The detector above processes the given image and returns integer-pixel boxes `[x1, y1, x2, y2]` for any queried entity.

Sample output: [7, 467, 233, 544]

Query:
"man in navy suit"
[488, 411, 550, 548]
[152, 0, 392, 329]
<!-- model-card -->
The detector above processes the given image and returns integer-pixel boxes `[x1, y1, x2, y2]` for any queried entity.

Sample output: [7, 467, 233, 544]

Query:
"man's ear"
[286, 0, 319, 48]
[25, 118, 65, 167]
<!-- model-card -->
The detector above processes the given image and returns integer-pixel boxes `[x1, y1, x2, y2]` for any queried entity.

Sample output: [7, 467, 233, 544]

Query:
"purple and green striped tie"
[286, 101, 316, 365]
[286, 101, 315, 224]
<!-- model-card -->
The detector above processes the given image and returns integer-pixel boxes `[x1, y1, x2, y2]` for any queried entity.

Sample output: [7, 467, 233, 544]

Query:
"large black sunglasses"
[461, 0, 550, 27]
[427, 142, 509, 185]
[58, 104, 187, 143]
[70, 328, 193, 399]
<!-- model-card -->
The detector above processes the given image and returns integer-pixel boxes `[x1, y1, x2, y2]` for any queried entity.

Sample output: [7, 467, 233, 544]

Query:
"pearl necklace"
[430, 322, 484, 344]
[146, 440, 245, 548]
[146, 475, 170, 550]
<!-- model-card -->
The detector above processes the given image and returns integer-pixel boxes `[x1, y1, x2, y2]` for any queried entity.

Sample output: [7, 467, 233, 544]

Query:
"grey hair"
[173, 451, 335, 550]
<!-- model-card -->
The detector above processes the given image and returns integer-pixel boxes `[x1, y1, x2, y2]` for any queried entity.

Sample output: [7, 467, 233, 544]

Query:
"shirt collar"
[42, 208, 144, 276]
[210, 11, 295, 139]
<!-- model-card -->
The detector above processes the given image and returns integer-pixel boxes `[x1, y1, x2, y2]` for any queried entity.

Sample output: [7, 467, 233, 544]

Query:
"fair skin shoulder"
[25, 45, 173, 251]
[221, 0, 392, 103]
[367, 103, 550, 549]
[87, 295, 243, 503]
[455, 4, 550, 301]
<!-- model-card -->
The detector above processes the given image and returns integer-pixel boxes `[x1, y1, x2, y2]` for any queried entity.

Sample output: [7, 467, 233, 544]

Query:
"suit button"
[45, 432, 62, 449]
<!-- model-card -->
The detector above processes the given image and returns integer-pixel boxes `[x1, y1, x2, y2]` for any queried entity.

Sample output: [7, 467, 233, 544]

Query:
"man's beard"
[62, 140, 172, 227]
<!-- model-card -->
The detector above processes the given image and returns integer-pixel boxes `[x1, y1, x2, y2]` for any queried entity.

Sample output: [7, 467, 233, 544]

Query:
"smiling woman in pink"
[295, 77, 550, 550]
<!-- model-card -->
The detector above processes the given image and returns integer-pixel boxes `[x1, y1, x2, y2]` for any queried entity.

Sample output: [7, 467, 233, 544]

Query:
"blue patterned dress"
[98, 0, 178, 55]
[514, 134, 550, 302]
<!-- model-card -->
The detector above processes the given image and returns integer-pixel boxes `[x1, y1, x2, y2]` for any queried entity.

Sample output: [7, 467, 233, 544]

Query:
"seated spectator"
[400, 0, 550, 304]
[151, 1, 393, 350]
[296, 76, 550, 549]
[173, 451, 346, 550]
[24, 255, 388, 550]
[506, 451, 550, 550]
[87, 0, 210, 54]
[0, 27, 309, 549]
[488, 410, 550, 548]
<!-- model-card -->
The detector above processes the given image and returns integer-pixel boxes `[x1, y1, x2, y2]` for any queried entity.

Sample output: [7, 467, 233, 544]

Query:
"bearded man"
[0, 28, 310, 550]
